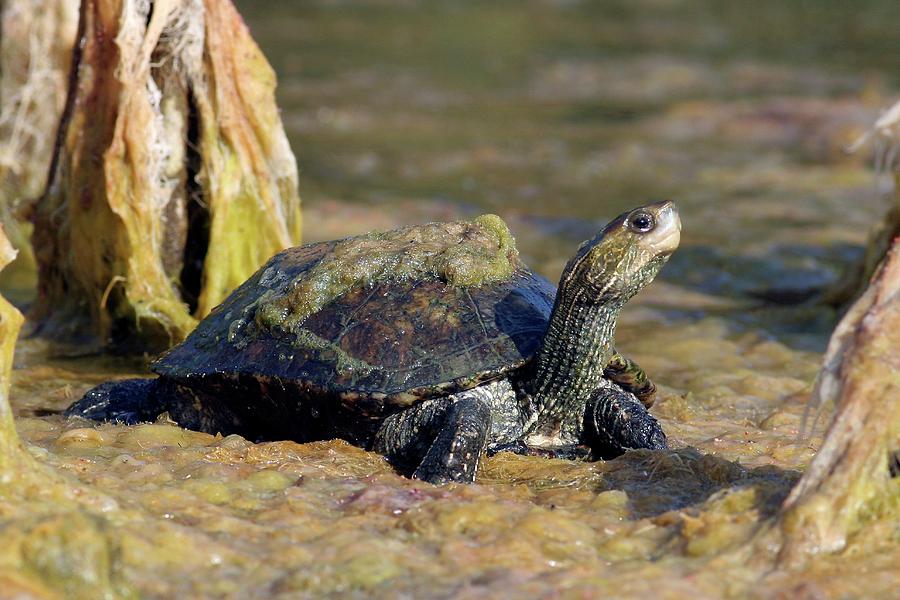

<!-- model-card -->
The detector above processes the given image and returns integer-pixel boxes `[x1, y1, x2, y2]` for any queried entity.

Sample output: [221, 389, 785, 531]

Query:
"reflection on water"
[6, 0, 899, 596]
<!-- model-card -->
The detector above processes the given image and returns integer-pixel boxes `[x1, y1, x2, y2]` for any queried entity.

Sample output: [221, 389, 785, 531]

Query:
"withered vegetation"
[31, 0, 302, 352]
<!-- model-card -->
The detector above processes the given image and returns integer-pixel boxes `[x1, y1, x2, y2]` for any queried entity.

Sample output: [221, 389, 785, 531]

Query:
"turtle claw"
[487, 440, 530, 456]
[488, 441, 591, 461]
[586, 384, 668, 459]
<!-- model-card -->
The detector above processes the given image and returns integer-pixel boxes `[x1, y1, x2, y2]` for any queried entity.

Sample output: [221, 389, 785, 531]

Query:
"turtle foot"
[65, 378, 166, 425]
[587, 385, 668, 459]
[375, 391, 492, 485]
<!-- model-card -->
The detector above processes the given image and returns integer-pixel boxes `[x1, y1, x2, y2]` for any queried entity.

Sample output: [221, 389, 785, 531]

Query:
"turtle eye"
[628, 211, 655, 233]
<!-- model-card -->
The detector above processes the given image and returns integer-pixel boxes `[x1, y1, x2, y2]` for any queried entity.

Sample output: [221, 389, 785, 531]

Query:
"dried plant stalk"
[33, 0, 302, 352]
[0, 225, 24, 467]
[191, 0, 303, 317]
[778, 182, 900, 564]
[0, 223, 135, 599]
[823, 101, 900, 306]
[0, 0, 78, 279]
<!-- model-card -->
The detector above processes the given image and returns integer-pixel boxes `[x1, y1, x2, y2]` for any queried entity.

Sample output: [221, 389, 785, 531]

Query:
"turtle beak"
[644, 200, 681, 256]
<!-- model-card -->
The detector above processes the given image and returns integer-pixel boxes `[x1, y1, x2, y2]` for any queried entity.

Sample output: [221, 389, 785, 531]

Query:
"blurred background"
[235, 0, 897, 321]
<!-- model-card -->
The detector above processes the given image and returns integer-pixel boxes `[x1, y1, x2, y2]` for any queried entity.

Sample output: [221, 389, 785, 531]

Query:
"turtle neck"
[525, 286, 622, 442]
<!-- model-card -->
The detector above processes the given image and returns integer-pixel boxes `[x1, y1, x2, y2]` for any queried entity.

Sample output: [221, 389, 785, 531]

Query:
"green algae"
[254, 214, 518, 338]
[3, 512, 131, 600]
[287, 328, 376, 374]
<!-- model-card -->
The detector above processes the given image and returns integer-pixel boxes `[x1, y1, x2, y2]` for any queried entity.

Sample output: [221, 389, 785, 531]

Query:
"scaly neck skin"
[524, 285, 623, 443]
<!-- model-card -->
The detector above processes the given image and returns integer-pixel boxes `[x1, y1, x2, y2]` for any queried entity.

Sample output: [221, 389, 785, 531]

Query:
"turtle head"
[560, 201, 680, 306]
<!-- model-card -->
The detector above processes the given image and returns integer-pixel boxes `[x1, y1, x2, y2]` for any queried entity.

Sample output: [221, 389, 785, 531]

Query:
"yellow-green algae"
[255, 214, 517, 335]
[3, 296, 895, 598]
[0, 226, 133, 599]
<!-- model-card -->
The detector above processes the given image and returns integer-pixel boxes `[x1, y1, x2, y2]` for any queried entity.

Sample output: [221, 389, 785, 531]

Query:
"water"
[6, 0, 899, 597]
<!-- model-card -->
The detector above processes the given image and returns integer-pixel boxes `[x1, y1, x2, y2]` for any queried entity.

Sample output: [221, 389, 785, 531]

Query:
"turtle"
[66, 200, 681, 484]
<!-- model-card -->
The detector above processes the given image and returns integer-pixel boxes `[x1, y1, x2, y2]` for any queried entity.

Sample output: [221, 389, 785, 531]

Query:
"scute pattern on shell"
[154, 239, 556, 409]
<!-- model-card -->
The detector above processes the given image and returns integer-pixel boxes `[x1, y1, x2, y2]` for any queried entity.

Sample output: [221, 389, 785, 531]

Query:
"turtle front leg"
[373, 389, 492, 484]
[604, 350, 657, 408]
[585, 382, 667, 459]
[65, 378, 168, 424]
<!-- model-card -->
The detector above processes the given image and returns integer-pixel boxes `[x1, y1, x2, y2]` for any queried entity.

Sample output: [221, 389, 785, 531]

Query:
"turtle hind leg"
[64, 378, 168, 425]
[373, 389, 492, 484]
[586, 384, 667, 459]
[414, 395, 492, 484]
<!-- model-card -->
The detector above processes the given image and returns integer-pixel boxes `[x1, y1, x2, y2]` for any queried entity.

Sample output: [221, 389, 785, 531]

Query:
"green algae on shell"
[254, 214, 518, 336]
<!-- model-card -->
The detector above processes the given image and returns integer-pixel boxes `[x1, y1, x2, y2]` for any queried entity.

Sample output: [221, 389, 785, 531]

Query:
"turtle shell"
[155, 238, 556, 413]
